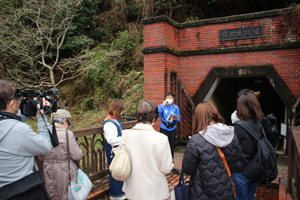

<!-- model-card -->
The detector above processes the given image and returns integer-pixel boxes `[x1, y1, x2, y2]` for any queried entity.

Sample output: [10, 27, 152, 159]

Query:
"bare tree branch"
[0, 0, 83, 88]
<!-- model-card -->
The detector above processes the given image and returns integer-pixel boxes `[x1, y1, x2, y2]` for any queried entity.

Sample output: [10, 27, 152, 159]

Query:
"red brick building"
[142, 8, 300, 142]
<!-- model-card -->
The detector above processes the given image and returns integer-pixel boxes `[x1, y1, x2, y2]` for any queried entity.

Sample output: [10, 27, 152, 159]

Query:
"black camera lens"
[14, 89, 22, 99]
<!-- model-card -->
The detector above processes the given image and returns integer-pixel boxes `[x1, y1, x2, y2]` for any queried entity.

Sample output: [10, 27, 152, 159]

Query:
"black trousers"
[9, 185, 50, 200]
[160, 128, 176, 159]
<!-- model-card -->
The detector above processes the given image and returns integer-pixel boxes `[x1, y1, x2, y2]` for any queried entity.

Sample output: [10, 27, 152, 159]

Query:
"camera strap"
[0, 112, 22, 122]
[51, 118, 59, 147]
[39, 113, 59, 147]
[0, 115, 13, 120]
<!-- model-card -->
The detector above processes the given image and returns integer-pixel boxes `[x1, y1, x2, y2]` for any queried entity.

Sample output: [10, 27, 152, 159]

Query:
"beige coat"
[39, 125, 83, 200]
[122, 123, 173, 200]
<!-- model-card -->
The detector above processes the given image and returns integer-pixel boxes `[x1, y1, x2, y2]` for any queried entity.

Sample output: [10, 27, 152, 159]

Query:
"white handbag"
[66, 131, 92, 200]
[109, 129, 131, 181]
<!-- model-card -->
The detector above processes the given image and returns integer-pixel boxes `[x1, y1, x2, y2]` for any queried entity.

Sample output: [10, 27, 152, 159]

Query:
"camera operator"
[0, 79, 53, 200]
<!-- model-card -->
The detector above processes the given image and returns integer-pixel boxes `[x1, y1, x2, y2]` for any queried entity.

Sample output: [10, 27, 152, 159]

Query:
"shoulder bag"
[174, 170, 190, 200]
[0, 168, 46, 200]
[216, 147, 236, 198]
[109, 129, 131, 181]
[66, 130, 92, 200]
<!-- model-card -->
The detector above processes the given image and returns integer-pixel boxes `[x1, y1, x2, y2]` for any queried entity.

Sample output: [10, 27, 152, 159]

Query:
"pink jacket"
[39, 125, 83, 200]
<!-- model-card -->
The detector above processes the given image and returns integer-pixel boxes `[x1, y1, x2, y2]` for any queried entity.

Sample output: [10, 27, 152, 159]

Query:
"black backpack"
[235, 121, 278, 184]
[261, 113, 280, 148]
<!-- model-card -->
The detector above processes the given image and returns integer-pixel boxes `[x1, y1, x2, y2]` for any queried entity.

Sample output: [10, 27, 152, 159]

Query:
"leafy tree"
[59, 0, 99, 57]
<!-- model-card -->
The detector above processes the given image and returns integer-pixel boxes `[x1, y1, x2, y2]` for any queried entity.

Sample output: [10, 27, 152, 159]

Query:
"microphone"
[42, 88, 59, 96]
[49, 88, 59, 95]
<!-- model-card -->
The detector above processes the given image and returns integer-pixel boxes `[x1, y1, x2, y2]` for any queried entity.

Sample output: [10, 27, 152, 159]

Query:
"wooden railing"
[178, 80, 194, 142]
[288, 126, 300, 199]
[72, 120, 137, 182]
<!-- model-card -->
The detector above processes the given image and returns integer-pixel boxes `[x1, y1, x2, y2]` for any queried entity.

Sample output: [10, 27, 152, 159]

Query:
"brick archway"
[193, 64, 296, 109]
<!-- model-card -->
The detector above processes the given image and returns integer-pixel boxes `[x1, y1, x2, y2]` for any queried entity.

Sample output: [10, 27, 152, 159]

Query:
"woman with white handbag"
[103, 100, 126, 200]
[122, 99, 173, 200]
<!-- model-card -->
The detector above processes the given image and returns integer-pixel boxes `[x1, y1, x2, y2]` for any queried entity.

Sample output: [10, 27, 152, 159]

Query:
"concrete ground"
[168, 145, 291, 200]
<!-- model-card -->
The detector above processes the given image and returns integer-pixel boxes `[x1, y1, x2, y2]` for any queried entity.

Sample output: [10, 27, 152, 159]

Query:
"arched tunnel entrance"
[206, 76, 286, 150]
[187, 65, 296, 149]
[208, 77, 285, 126]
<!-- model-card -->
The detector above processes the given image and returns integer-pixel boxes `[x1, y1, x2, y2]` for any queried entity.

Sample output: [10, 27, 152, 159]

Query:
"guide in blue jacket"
[158, 92, 180, 159]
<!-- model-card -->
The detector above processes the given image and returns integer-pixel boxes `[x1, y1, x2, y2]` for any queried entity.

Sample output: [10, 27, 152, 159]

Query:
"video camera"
[14, 88, 59, 116]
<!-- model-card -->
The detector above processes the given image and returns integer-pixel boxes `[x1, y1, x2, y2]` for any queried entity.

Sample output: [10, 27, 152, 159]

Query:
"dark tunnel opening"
[209, 77, 285, 131]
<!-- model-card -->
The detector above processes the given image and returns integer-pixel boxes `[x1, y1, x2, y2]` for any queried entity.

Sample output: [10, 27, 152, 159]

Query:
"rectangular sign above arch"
[219, 25, 264, 41]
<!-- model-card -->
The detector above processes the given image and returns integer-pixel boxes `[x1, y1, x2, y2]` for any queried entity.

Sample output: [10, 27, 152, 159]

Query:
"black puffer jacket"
[182, 128, 241, 200]
[232, 118, 262, 172]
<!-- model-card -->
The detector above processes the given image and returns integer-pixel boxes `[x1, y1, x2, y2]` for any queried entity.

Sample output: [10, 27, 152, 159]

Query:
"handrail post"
[288, 126, 300, 198]
[288, 127, 295, 193]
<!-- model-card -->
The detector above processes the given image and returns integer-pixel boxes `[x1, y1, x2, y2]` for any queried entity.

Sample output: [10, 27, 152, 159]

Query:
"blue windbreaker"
[158, 103, 180, 131]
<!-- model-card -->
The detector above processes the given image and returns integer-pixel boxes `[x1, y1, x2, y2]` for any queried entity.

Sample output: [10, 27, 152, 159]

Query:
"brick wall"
[178, 15, 300, 51]
[143, 8, 300, 109]
[178, 49, 300, 98]
[144, 11, 300, 51]
[144, 53, 179, 130]
[144, 22, 179, 49]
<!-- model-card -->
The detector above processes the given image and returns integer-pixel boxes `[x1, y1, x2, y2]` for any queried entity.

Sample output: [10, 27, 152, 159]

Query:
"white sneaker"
[110, 194, 126, 200]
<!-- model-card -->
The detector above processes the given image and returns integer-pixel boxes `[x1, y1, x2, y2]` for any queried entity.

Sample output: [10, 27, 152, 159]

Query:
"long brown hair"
[192, 101, 224, 135]
[107, 100, 124, 119]
[236, 93, 263, 121]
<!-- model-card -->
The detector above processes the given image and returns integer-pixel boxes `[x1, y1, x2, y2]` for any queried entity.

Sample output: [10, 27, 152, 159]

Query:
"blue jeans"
[232, 172, 257, 200]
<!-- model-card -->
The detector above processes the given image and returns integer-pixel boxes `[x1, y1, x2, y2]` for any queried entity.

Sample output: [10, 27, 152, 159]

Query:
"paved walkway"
[168, 147, 292, 200]
[87, 146, 292, 200]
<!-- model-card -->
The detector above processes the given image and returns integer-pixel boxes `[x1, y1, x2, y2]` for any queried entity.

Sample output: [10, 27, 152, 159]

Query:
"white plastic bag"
[68, 169, 92, 200]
